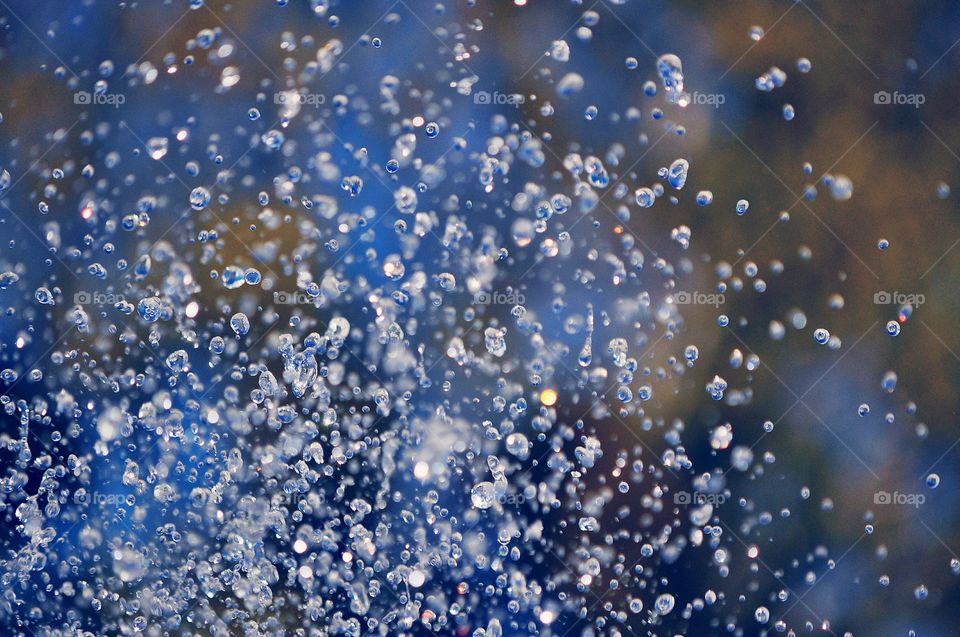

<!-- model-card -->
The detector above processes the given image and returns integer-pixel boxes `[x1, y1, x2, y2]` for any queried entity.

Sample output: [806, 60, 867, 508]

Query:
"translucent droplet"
[190, 187, 211, 210]
[656, 54, 684, 104]
[667, 158, 689, 190]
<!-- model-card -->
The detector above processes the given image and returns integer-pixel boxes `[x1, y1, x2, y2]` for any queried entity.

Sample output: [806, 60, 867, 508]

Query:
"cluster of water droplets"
[0, 3, 937, 636]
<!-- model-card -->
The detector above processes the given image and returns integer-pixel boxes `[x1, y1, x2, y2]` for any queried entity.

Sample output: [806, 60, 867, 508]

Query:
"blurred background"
[1, 1, 959, 635]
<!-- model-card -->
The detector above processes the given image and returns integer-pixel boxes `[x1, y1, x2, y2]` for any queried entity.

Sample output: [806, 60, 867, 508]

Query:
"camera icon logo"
[674, 491, 692, 505]
[474, 91, 491, 105]
[474, 291, 491, 304]
[873, 290, 892, 304]
[873, 91, 891, 105]
[74, 291, 91, 304]
[74, 91, 92, 105]
[874, 490, 891, 504]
